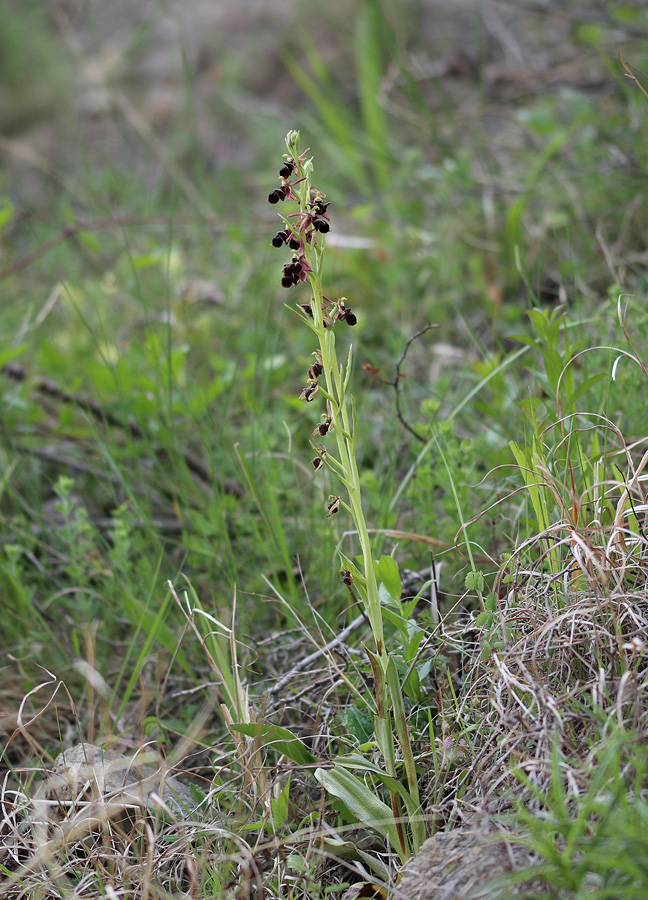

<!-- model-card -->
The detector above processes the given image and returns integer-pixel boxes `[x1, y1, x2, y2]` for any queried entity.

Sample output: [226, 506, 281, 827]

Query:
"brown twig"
[266, 613, 367, 704]
[616, 48, 648, 101]
[364, 323, 438, 443]
[395, 323, 439, 442]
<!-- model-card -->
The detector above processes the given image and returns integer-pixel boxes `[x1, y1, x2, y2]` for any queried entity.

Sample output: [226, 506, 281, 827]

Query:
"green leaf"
[381, 605, 409, 639]
[330, 754, 421, 825]
[270, 776, 290, 826]
[132, 252, 165, 270]
[403, 667, 420, 701]
[321, 836, 391, 881]
[417, 660, 432, 681]
[573, 22, 603, 47]
[0, 344, 27, 369]
[77, 231, 103, 254]
[230, 723, 316, 765]
[386, 657, 425, 852]
[0, 198, 15, 233]
[509, 333, 540, 349]
[376, 555, 401, 603]
[541, 348, 564, 393]
[315, 765, 402, 852]
[405, 627, 424, 662]
[339, 706, 374, 744]
[189, 783, 207, 806]
[465, 570, 485, 593]
[566, 372, 606, 409]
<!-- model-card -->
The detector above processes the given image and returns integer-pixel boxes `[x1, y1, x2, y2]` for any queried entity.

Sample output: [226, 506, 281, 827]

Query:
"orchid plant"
[267, 130, 424, 859]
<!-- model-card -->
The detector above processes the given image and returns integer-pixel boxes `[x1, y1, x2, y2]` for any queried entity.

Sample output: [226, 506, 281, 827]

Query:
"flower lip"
[279, 160, 296, 178]
[268, 186, 289, 204]
[272, 229, 289, 247]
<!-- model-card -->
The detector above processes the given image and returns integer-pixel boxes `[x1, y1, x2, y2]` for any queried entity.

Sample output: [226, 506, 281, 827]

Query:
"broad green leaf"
[132, 252, 165, 270]
[381, 605, 409, 639]
[321, 836, 391, 881]
[541, 348, 564, 393]
[405, 627, 424, 662]
[566, 372, 606, 409]
[331, 754, 422, 822]
[315, 765, 403, 853]
[376, 555, 401, 603]
[339, 706, 374, 744]
[230, 723, 315, 765]
[374, 713, 396, 776]
[465, 570, 485, 592]
[77, 231, 103, 254]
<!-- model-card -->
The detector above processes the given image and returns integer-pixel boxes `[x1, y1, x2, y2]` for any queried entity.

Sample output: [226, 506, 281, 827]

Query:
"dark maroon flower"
[310, 199, 330, 216]
[313, 217, 330, 234]
[287, 193, 332, 239]
[331, 298, 357, 326]
[268, 186, 290, 204]
[279, 159, 296, 178]
[281, 253, 313, 288]
[272, 229, 290, 247]
[271, 229, 302, 251]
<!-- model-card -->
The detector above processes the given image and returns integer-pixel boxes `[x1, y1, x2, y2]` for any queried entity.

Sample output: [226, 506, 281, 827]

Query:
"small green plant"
[502, 733, 648, 898]
[266, 131, 424, 859]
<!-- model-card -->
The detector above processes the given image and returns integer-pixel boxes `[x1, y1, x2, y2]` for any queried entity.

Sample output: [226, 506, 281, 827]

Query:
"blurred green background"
[1, 0, 647, 749]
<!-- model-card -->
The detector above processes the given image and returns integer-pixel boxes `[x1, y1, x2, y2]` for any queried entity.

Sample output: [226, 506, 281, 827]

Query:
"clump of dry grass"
[0, 617, 368, 899]
[479, 582, 647, 796]
[457, 477, 648, 819]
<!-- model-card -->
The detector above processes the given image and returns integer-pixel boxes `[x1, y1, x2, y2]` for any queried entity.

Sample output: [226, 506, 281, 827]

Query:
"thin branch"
[266, 613, 366, 702]
[617, 48, 648, 101]
[394, 323, 438, 443]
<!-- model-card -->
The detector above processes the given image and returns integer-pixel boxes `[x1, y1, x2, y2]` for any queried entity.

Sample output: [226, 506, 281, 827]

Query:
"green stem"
[282, 131, 417, 855]
[297, 185, 384, 659]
